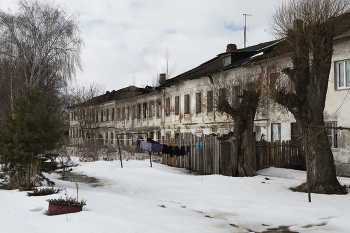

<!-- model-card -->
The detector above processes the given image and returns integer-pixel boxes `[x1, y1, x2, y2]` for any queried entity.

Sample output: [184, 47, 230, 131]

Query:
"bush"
[27, 187, 62, 196]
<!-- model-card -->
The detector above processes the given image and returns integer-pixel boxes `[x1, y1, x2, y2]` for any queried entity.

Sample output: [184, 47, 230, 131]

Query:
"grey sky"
[0, 0, 283, 91]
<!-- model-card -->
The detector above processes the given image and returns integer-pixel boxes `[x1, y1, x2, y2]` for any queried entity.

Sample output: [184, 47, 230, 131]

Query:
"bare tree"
[0, 0, 83, 115]
[65, 82, 105, 145]
[155, 48, 176, 86]
[210, 69, 263, 177]
[269, 0, 350, 193]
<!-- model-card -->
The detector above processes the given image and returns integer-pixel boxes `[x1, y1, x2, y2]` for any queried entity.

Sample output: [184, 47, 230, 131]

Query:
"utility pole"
[243, 14, 252, 48]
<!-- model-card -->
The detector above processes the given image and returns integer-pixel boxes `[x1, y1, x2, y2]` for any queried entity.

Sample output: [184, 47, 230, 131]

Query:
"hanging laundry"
[152, 143, 162, 153]
[180, 146, 186, 156]
[140, 141, 152, 152]
[174, 146, 180, 156]
[196, 142, 203, 150]
[162, 144, 168, 154]
[168, 146, 174, 157]
[136, 139, 141, 148]
[186, 145, 191, 155]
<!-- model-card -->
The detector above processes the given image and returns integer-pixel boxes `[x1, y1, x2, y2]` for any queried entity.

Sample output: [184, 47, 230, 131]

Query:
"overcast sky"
[1, 0, 283, 92]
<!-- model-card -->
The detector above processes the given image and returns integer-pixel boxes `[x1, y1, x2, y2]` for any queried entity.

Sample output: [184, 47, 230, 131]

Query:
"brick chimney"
[226, 44, 237, 52]
[159, 73, 166, 85]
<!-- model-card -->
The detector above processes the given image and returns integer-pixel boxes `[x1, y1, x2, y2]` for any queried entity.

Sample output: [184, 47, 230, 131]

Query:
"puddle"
[59, 172, 103, 187]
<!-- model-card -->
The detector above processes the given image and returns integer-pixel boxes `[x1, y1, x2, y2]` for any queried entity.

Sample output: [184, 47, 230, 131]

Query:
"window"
[291, 123, 300, 143]
[219, 88, 227, 103]
[232, 86, 241, 108]
[101, 110, 103, 122]
[156, 101, 161, 118]
[122, 107, 125, 120]
[184, 94, 190, 114]
[175, 96, 179, 115]
[149, 102, 153, 118]
[111, 132, 114, 144]
[117, 108, 120, 121]
[132, 106, 135, 120]
[96, 111, 98, 122]
[143, 103, 147, 119]
[112, 108, 115, 121]
[335, 60, 350, 89]
[166, 98, 170, 116]
[106, 108, 109, 121]
[106, 132, 108, 144]
[207, 91, 213, 112]
[223, 55, 231, 66]
[166, 132, 171, 141]
[126, 107, 129, 120]
[271, 123, 281, 142]
[137, 104, 141, 119]
[325, 121, 338, 148]
[157, 131, 161, 143]
[196, 92, 201, 114]
[270, 73, 281, 90]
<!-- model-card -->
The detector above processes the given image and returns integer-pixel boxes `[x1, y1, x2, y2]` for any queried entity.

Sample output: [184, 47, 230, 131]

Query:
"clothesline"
[131, 137, 204, 157]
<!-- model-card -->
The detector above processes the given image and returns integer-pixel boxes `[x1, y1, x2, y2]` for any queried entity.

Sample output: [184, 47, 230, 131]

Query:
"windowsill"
[337, 87, 350, 90]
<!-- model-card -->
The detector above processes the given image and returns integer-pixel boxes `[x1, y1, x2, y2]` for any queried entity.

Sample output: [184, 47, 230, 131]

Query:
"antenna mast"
[243, 14, 252, 48]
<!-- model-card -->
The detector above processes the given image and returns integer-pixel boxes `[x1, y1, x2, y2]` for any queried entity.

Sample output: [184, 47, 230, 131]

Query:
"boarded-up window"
[207, 91, 213, 112]
[143, 103, 147, 119]
[157, 101, 161, 118]
[137, 104, 141, 119]
[166, 98, 170, 116]
[149, 102, 154, 118]
[196, 92, 201, 114]
[184, 94, 190, 114]
[219, 88, 227, 103]
[157, 131, 161, 143]
[175, 96, 179, 115]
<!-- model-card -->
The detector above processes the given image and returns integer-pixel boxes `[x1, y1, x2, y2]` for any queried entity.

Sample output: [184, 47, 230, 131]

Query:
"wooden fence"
[161, 133, 305, 175]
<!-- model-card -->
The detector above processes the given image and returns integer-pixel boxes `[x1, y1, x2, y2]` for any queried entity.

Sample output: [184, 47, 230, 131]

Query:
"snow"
[1, 156, 350, 233]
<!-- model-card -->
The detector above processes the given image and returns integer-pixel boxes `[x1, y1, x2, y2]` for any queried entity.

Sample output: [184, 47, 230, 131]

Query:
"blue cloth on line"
[196, 142, 203, 150]
[140, 141, 152, 152]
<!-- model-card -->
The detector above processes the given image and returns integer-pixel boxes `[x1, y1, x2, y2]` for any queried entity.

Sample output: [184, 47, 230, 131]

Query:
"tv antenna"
[243, 14, 252, 48]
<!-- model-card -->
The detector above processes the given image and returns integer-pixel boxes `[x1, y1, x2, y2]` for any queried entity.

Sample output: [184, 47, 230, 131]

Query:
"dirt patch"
[260, 225, 298, 233]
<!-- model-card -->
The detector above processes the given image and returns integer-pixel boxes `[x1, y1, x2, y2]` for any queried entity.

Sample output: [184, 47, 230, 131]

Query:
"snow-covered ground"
[1, 156, 350, 233]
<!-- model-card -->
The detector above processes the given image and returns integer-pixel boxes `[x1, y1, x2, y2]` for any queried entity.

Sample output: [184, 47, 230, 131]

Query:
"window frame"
[184, 94, 190, 114]
[166, 97, 170, 116]
[196, 92, 201, 114]
[175, 96, 179, 115]
[335, 60, 350, 90]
